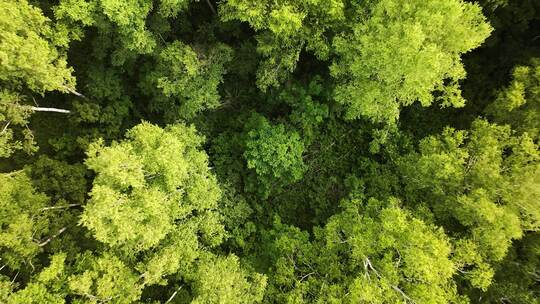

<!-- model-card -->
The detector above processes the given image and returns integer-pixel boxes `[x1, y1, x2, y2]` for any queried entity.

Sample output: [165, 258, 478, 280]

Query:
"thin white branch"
[38, 227, 67, 247]
[30, 106, 70, 114]
[40, 204, 81, 211]
[165, 286, 183, 304]
[1, 121, 11, 134]
[63, 86, 87, 99]
[364, 257, 382, 278]
[392, 285, 415, 303]
[299, 272, 315, 282]
[11, 271, 19, 284]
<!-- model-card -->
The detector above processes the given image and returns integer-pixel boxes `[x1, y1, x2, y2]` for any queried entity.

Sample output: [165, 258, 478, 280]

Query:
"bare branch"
[38, 227, 67, 247]
[165, 286, 183, 304]
[40, 204, 81, 211]
[11, 271, 19, 284]
[62, 86, 87, 99]
[205, 0, 216, 15]
[392, 285, 415, 303]
[30, 106, 70, 114]
[299, 272, 315, 282]
[364, 257, 382, 278]
[1, 121, 11, 134]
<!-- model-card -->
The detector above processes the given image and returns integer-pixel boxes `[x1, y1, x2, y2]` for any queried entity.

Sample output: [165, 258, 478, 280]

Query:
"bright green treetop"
[263, 197, 459, 303]
[0, 172, 49, 270]
[486, 58, 540, 140]
[82, 122, 223, 251]
[0, 0, 76, 157]
[0, 0, 74, 93]
[191, 254, 267, 304]
[55, 0, 157, 62]
[143, 41, 233, 120]
[244, 115, 306, 192]
[398, 119, 539, 289]
[331, 0, 492, 123]
[220, 0, 345, 89]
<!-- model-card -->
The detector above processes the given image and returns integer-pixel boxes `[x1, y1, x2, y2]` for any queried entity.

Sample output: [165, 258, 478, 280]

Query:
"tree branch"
[299, 272, 315, 282]
[392, 285, 415, 303]
[38, 227, 67, 247]
[41, 204, 81, 211]
[1, 121, 11, 134]
[165, 285, 183, 303]
[30, 106, 70, 114]
[364, 257, 382, 278]
[62, 86, 87, 99]
[205, 0, 216, 15]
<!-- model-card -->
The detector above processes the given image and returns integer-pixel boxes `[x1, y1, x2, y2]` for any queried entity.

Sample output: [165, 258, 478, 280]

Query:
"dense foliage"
[0, 0, 539, 303]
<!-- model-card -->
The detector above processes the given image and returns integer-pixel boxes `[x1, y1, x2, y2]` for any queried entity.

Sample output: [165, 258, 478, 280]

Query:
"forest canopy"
[0, 0, 539, 303]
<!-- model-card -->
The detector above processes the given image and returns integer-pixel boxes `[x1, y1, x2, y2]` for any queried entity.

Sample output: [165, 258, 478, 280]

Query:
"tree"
[2, 253, 68, 304]
[54, 0, 157, 63]
[0, 92, 35, 157]
[397, 119, 539, 290]
[261, 197, 461, 303]
[220, 0, 345, 89]
[79, 122, 266, 302]
[0, 0, 75, 94]
[0, 0, 76, 157]
[486, 58, 540, 140]
[191, 254, 267, 304]
[0, 172, 50, 271]
[82, 122, 224, 251]
[67, 252, 143, 303]
[0, 163, 89, 284]
[331, 0, 492, 124]
[479, 233, 540, 304]
[141, 41, 233, 120]
[243, 114, 306, 195]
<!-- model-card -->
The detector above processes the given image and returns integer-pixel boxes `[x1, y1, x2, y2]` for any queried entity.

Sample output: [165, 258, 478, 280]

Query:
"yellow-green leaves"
[82, 122, 223, 251]
[220, 0, 345, 89]
[397, 119, 539, 289]
[244, 116, 306, 190]
[265, 197, 458, 303]
[0, 172, 49, 270]
[486, 58, 540, 140]
[100, 0, 155, 53]
[0, 91, 36, 157]
[328, 198, 456, 303]
[55, 0, 157, 64]
[158, 0, 190, 17]
[268, 6, 305, 37]
[0, 0, 75, 93]
[0, 0, 76, 157]
[331, 0, 492, 124]
[192, 254, 267, 304]
[78, 122, 252, 302]
[68, 253, 142, 303]
[146, 41, 233, 120]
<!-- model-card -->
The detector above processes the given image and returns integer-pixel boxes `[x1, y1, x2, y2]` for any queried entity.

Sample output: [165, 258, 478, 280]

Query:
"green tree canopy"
[0, 172, 49, 271]
[82, 122, 224, 251]
[261, 197, 460, 303]
[331, 0, 492, 124]
[243, 115, 306, 194]
[0, 0, 538, 302]
[397, 119, 539, 289]
[486, 58, 540, 140]
[0, 0, 76, 157]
